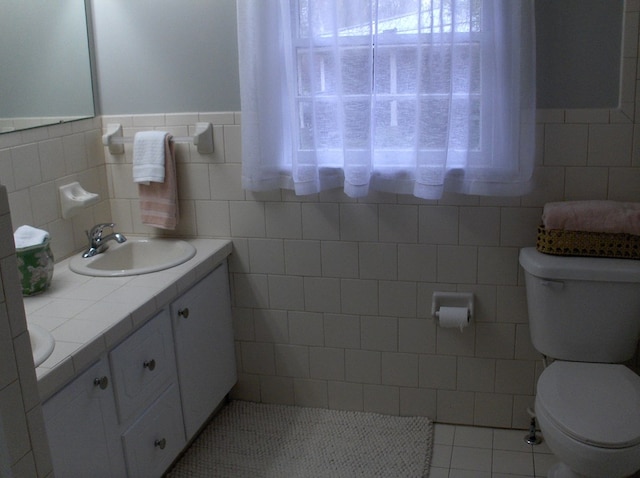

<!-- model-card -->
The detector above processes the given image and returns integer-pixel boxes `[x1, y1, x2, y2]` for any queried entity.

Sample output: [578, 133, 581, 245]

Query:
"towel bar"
[102, 122, 214, 155]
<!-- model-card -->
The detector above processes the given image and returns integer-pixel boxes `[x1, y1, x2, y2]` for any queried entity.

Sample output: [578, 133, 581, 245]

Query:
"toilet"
[519, 247, 640, 478]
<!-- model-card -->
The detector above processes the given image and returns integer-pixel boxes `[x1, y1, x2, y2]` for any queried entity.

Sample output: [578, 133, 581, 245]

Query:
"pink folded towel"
[138, 133, 179, 230]
[542, 200, 640, 236]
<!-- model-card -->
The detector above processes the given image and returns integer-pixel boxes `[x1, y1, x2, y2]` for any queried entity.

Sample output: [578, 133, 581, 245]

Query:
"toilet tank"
[519, 248, 640, 363]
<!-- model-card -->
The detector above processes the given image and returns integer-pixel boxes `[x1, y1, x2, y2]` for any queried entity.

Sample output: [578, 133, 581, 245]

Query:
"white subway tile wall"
[1, 44, 640, 445]
[0, 186, 53, 477]
[104, 101, 640, 428]
[0, 117, 110, 261]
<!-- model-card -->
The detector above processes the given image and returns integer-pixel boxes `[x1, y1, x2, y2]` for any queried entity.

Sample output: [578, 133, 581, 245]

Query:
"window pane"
[298, 99, 372, 150]
[299, 49, 358, 95]
[395, 48, 419, 94]
[419, 98, 449, 149]
[298, 100, 342, 149]
[452, 43, 481, 93]
[449, 97, 480, 150]
[297, 0, 482, 38]
[420, 46, 451, 94]
[298, 0, 373, 38]
[373, 48, 392, 94]
[342, 47, 372, 94]
[344, 99, 371, 148]
[417, 43, 481, 95]
[297, 50, 316, 95]
[299, 100, 314, 149]
[374, 99, 416, 148]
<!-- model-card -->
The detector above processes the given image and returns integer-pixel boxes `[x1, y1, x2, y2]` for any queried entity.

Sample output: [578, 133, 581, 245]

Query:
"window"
[237, 0, 535, 199]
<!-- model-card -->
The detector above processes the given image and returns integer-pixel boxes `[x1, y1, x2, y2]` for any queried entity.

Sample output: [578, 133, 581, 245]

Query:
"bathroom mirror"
[0, 0, 95, 133]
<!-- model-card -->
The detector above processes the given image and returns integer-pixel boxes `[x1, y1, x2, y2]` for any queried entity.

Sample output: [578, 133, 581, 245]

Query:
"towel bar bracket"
[102, 122, 214, 155]
[192, 122, 214, 154]
[102, 123, 125, 155]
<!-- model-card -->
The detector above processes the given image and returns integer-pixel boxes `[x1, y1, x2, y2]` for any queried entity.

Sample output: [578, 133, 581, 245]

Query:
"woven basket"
[536, 226, 640, 260]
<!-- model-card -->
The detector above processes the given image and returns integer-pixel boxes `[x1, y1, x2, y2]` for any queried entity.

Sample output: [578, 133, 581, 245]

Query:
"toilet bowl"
[535, 361, 640, 478]
[519, 248, 640, 477]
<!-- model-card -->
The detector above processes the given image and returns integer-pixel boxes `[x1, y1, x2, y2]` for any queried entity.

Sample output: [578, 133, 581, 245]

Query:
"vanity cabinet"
[42, 360, 127, 478]
[42, 259, 236, 477]
[111, 308, 186, 476]
[171, 262, 236, 440]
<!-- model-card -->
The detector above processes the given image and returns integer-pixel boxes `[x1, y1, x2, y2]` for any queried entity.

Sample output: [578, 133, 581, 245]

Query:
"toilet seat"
[536, 361, 640, 449]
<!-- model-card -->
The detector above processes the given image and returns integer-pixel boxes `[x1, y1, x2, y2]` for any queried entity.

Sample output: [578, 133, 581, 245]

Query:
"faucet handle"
[87, 222, 115, 240]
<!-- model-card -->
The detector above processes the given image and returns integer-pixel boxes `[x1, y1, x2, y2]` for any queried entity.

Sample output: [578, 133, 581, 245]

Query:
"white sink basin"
[69, 238, 196, 277]
[29, 323, 55, 367]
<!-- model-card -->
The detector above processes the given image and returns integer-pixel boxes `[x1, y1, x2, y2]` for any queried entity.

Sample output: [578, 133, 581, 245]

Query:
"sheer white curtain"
[237, 0, 536, 200]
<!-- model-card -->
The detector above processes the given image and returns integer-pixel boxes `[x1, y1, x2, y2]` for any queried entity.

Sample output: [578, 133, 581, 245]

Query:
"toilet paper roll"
[437, 306, 469, 331]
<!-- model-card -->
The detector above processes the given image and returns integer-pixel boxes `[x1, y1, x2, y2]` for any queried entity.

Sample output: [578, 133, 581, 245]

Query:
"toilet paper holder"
[431, 291, 474, 321]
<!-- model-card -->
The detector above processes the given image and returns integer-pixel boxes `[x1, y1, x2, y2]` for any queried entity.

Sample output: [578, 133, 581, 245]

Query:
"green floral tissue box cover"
[16, 239, 54, 296]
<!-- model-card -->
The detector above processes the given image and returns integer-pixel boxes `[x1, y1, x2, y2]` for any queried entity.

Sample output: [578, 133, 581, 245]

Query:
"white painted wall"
[91, 0, 624, 114]
[90, 0, 240, 114]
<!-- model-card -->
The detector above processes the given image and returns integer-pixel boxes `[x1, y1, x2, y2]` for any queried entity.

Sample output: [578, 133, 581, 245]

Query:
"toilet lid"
[537, 361, 640, 449]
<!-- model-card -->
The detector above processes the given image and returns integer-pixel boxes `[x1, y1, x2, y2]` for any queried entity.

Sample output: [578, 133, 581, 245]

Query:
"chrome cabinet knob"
[93, 376, 109, 389]
[154, 438, 167, 450]
[178, 307, 190, 319]
[143, 359, 156, 371]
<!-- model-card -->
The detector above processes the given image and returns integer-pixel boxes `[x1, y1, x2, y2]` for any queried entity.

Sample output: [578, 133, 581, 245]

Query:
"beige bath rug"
[167, 400, 433, 478]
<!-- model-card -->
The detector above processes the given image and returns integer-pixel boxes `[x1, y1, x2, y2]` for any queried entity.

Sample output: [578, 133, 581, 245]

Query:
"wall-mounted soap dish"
[59, 182, 99, 219]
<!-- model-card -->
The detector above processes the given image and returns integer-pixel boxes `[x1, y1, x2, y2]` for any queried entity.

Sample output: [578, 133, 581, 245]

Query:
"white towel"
[139, 134, 179, 230]
[133, 131, 169, 184]
[14, 225, 50, 249]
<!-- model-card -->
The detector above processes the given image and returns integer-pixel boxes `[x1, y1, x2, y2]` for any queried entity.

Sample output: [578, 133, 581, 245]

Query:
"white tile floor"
[430, 424, 559, 478]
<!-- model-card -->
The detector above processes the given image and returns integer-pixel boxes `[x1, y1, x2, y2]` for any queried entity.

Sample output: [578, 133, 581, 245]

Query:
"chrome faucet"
[82, 223, 127, 258]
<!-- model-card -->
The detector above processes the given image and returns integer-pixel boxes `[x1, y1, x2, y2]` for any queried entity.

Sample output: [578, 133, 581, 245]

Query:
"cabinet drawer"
[122, 383, 186, 478]
[110, 309, 178, 423]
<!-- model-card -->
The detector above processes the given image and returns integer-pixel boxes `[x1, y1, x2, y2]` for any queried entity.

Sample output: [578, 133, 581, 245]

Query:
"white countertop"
[24, 238, 233, 401]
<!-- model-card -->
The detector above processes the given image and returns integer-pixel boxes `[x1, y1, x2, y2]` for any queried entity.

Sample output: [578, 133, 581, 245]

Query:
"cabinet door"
[110, 308, 178, 423]
[171, 261, 237, 439]
[42, 360, 127, 478]
[121, 384, 185, 478]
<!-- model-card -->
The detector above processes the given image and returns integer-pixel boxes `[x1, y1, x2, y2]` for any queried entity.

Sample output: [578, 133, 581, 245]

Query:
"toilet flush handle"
[540, 279, 564, 291]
